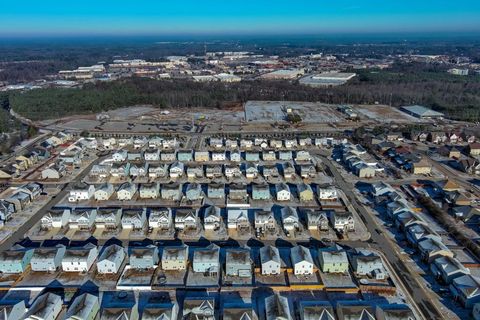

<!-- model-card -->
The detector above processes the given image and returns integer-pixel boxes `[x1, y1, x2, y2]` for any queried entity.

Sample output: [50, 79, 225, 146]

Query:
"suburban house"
[116, 182, 137, 201]
[227, 209, 250, 231]
[139, 182, 160, 199]
[89, 164, 111, 180]
[330, 211, 355, 232]
[94, 183, 115, 201]
[282, 162, 296, 179]
[252, 183, 271, 200]
[0, 200, 15, 222]
[212, 151, 226, 161]
[431, 255, 470, 284]
[41, 161, 66, 180]
[418, 235, 453, 263]
[148, 164, 169, 179]
[69, 208, 97, 230]
[225, 139, 238, 149]
[270, 139, 283, 149]
[193, 244, 220, 275]
[204, 206, 222, 231]
[169, 161, 185, 178]
[349, 249, 385, 278]
[229, 149, 242, 162]
[262, 164, 280, 178]
[68, 182, 95, 202]
[210, 137, 224, 149]
[225, 248, 252, 278]
[61, 244, 98, 272]
[112, 150, 128, 162]
[299, 164, 316, 179]
[129, 246, 159, 269]
[41, 208, 70, 230]
[97, 244, 126, 274]
[183, 298, 215, 320]
[30, 245, 66, 272]
[5, 191, 30, 211]
[144, 147, 160, 161]
[318, 187, 338, 201]
[148, 208, 172, 230]
[240, 139, 253, 149]
[262, 150, 277, 161]
[245, 151, 260, 162]
[175, 208, 199, 230]
[205, 164, 223, 179]
[65, 293, 100, 320]
[298, 183, 314, 202]
[95, 208, 122, 230]
[260, 245, 281, 275]
[336, 303, 375, 320]
[295, 150, 311, 162]
[469, 143, 480, 156]
[285, 139, 298, 149]
[130, 162, 148, 178]
[187, 165, 204, 179]
[306, 209, 329, 231]
[279, 150, 293, 161]
[161, 151, 176, 162]
[229, 184, 248, 201]
[225, 165, 242, 178]
[177, 149, 194, 162]
[255, 210, 276, 233]
[161, 183, 182, 201]
[121, 209, 147, 230]
[207, 183, 225, 199]
[300, 302, 335, 320]
[0, 300, 26, 320]
[281, 206, 300, 233]
[185, 183, 203, 201]
[127, 149, 143, 162]
[195, 151, 210, 162]
[25, 292, 63, 320]
[276, 183, 291, 201]
[291, 245, 314, 275]
[0, 246, 34, 274]
[318, 248, 349, 273]
[245, 163, 259, 179]
[265, 294, 292, 320]
[451, 274, 480, 308]
[110, 162, 130, 178]
[162, 245, 188, 271]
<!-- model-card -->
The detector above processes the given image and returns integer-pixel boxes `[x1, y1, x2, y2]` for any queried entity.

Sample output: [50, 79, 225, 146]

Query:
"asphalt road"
[319, 155, 445, 320]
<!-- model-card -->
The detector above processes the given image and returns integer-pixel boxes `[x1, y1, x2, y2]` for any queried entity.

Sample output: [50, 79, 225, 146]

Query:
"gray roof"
[401, 105, 444, 117]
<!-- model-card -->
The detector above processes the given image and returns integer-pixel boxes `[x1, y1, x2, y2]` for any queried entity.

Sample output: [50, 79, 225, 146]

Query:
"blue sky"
[1, 0, 480, 36]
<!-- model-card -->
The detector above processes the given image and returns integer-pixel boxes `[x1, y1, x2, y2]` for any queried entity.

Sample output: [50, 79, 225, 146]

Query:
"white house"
[227, 209, 250, 231]
[62, 244, 98, 272]
[148, 208, 172, 230]
[112, 150, 128, 162]
[139, 183, 160, 199]
[30, 245, 66, 272]
[116, 182, 137, 201]
[97, 244, 126, 274]
[94, 183, 114, 201]
[69, 208, 97, 230]
[41, 208, 70, 229]
[349, 249, 385, 278]
[318, 187, 338, 201]
[260, 245, 281, 275]
[68, 182, 95, 202]
[175, 209, 198, 230]
[121, 209, 147, 230]
[95, 208, 122, 230]
[281, 206, 300, 232]
[204, 206, 222, 231]
[169, 161, 185, 178]
[276, 183, 291, 201]
[330, 211, 355, 232]
[291, 245, 314, 275]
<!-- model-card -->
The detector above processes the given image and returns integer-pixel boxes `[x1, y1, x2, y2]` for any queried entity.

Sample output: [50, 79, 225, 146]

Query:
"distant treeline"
[8, 67, 480, 122]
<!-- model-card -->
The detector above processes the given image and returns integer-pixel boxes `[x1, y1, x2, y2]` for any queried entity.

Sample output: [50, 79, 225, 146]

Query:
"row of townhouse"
[208, 136, 346, 150]
[97, 136, 178, 150]
[337, 143, 380, 178]
[369, 181, 480, 309]
[109, 148, 313, 163]
[0, 288, 413, 320]
[0, 242, 383, 281]
[0, 183, 43, 224]
[40, 205, 353, 235]
[69, 181, 336, 203]
[91, 160, 319, 181]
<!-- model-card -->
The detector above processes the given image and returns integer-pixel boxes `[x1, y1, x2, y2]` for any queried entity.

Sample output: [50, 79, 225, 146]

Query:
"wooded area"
[8, 67, 480, 122]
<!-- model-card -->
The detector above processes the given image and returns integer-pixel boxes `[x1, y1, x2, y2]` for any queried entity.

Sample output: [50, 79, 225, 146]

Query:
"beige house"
[161, 246, 188, 271]
[413, 160, 432, 175]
